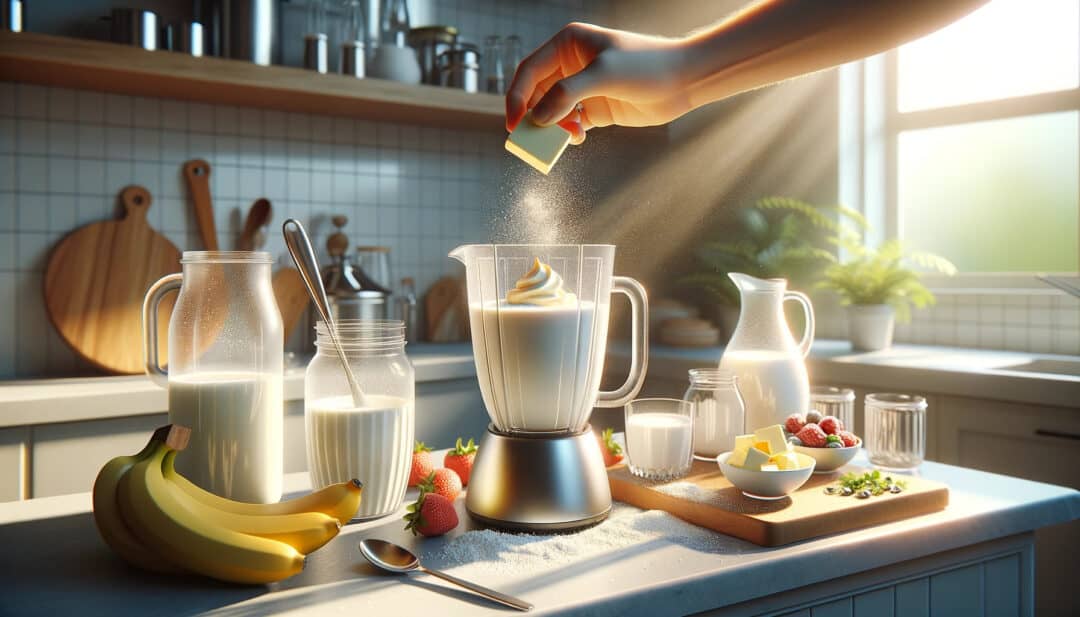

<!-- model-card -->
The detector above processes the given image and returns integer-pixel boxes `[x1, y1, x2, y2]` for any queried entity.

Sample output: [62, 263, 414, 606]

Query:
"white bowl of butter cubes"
[717, 424, 816, 500]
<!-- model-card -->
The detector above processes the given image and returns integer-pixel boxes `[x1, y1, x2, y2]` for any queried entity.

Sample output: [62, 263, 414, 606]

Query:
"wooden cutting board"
[609, 459, 949, 547]
[44, 186, 180, 374]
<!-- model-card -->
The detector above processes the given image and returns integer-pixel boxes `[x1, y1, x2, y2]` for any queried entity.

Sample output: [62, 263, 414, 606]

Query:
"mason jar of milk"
[143, 251, 284, 504]
[305, 320, 414, 520]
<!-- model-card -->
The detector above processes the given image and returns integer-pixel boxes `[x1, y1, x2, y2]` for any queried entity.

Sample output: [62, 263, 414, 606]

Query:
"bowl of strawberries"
[784, 411, 861, 473]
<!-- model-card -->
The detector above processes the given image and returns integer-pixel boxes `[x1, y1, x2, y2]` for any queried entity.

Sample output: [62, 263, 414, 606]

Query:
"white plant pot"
[847, 304, 895, 351]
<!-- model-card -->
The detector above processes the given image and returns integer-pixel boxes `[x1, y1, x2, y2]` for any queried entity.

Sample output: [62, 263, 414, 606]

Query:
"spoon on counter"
[282, 218, 366, 407]
[358, 539, 533, 611]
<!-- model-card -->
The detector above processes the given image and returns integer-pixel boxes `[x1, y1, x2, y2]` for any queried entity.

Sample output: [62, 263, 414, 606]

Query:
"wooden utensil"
[183, 159, 217, 250]
[608, 459, 949, 547]
[238, 198, 272, 251]
[425, 276, 468, 342]
[44, 186, 180, 374]
[274, 268, 311, 343]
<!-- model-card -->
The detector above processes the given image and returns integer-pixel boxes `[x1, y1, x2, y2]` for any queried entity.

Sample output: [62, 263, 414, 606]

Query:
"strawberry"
[795, 423, 828, 448]
[784, 413, 807, 435]
[408, 441, 434, 487]
[599, 427, 623, 467]
[403, 487, 459, 537]
[444, 437, 477, 486]
[838, 430, 859, 448]
[427, 468, 462, 501]
[818, 416, 844, 435]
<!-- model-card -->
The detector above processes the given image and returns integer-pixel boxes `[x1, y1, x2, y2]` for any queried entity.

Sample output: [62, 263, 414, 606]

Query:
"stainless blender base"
[465, 424, 612, 532]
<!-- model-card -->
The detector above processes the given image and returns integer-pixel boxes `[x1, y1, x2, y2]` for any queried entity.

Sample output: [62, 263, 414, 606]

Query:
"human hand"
[505, 22, 694, 144]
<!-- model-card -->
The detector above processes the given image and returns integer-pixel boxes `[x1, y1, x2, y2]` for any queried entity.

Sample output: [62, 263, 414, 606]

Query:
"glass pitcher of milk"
[144, 251, 284, 504]
[719, 273, 814, 433]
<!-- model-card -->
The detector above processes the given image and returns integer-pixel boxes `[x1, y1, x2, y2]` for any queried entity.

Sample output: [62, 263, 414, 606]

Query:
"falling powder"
[427, 504, 741, 576]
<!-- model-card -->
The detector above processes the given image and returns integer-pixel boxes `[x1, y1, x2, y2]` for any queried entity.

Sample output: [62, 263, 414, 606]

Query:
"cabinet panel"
[853, 588, 893, 617]
[0, 427, 29, 502]
[929, 564, 983, 617]
[31, 414, 168, 498]
[984, 554, 1021, 617]
[894, 578, 930, 617]
[810, 598, 852, 617]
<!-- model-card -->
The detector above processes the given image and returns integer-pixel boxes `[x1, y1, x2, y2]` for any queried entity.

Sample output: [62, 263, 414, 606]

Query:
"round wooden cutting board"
[44, 186, 180, 374]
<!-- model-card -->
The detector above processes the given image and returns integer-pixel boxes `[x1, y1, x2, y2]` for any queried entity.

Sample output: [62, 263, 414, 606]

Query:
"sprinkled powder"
[427, 504, 735, 575]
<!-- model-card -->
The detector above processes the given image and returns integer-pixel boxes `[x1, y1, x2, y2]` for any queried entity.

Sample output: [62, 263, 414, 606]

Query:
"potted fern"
[818, 240, 956, 351]
[678, 197, 864, 339]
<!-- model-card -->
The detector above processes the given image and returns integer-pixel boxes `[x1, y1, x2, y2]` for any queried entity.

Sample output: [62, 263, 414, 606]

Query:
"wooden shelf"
[0, 31, 505, 130]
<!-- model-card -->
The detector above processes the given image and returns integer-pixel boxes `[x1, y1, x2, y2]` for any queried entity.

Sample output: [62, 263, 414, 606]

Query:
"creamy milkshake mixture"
[470, 258, 607, 432]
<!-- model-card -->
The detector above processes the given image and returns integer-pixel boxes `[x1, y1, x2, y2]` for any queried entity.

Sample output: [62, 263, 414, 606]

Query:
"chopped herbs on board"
[824, 470, 906, 498]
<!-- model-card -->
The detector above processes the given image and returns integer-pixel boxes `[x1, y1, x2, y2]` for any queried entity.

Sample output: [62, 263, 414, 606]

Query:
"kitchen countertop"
[0, 452, 1076, 616]
[610, 340, 1080, 409]
[0, 344, 475, 428]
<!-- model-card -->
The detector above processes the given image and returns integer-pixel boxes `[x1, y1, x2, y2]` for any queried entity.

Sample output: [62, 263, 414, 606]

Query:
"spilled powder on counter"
[654, 481, 787, 515]
[429, 504, 740, 575]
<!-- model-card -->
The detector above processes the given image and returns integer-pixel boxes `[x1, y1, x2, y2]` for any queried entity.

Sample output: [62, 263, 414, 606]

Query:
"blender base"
[465, 424, 612, 532]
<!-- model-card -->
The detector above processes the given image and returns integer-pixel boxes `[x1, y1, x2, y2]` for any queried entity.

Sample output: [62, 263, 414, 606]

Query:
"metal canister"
[162, 22, 205, 56]
[110, 9, 159, 50]
[2, 0, 23, 32]
[323, 216, 390, 320]
[439, 43, 480, 93]
[407, 25, 457, 86]
[221, 0, 279, 65]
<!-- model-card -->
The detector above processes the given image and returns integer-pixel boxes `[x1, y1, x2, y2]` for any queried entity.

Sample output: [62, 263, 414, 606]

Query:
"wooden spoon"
[238, 198, 272, 251]
[183, 159, 217, 250]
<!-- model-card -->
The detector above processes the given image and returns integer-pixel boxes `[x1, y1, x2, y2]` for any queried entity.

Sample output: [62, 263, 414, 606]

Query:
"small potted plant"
[678, 197, 863, 340]
[817, 240, 956, 351]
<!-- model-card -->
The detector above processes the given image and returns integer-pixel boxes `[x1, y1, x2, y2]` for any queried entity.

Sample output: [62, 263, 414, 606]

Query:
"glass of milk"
[305, 320, 414, 520]
[624, 398, 694, 480]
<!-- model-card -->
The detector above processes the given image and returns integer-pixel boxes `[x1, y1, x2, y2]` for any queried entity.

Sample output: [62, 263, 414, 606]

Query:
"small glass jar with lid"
[305, 320, 414, 520]
[683, 368, 745, 460]
[810, 386, 856, 430]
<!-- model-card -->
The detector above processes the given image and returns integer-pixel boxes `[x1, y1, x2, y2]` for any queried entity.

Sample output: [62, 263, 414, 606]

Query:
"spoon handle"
[419, 566, 533, 611]
[282, 218, 365, 406]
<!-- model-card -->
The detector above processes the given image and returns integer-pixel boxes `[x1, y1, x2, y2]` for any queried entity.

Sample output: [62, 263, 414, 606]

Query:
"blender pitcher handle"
[595, 276, 649, 408]
[143, 273, 182, 388]
[784, 290, 815, 358]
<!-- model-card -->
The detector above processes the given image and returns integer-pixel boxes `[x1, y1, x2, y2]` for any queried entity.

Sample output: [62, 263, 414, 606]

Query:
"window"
[840, 0, 1080, 285]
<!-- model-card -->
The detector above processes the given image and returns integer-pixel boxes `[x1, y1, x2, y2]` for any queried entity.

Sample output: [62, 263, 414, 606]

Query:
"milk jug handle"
[143, 273, 182, 388]
[784, 290, 815, 358]
[595, 276, 649, 408]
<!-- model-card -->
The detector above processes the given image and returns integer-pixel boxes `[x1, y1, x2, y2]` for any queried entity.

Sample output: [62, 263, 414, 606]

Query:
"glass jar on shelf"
[482, 35, 505, 94]
[683, 368, 745, 460]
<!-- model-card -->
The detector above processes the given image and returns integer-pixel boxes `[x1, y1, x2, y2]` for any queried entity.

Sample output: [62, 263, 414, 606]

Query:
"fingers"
[531, 65, 608, 126]
[505, 31, 567, 132]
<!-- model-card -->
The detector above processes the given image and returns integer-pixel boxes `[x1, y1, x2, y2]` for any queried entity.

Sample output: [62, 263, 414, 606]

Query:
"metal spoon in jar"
[282, 218, 365, 407]
[358, 539, 532, 611]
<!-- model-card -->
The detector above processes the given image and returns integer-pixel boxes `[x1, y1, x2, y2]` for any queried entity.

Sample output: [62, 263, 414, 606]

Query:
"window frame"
[838, 45, 1080, 293]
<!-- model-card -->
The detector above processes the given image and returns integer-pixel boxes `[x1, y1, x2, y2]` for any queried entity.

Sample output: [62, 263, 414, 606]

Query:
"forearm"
[677, 0, 988, 108]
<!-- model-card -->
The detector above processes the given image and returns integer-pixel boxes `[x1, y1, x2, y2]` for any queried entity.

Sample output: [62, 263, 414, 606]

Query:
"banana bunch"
[93, 424, 363, 584]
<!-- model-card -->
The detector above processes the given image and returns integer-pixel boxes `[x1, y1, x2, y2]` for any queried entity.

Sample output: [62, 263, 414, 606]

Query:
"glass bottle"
[143, 251, 284, 504]
[380, 0, 410, 48]
[482, 35, 504, 94]
[304, 0, 329, 72]
[683, 368, 745, 459]
[338, 0, 365, 77]
[305, 320, 414, 520]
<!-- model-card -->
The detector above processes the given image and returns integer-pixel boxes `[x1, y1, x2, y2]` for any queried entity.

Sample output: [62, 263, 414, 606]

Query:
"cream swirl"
[506, 258, 577, 306]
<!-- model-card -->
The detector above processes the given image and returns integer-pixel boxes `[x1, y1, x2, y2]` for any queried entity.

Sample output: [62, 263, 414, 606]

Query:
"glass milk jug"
[143, 251, 284, 504]
[719, 273, 814, 433]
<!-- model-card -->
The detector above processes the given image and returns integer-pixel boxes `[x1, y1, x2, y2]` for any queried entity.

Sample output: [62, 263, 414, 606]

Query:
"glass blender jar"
[450, 244, 648, 531]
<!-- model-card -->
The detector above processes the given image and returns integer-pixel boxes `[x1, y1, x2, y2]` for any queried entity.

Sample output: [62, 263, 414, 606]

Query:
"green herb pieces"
[829, 470, 907, 498]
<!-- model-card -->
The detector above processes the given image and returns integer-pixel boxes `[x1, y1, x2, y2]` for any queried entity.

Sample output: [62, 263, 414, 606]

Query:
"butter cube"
[768, 451, 802, 471]
[504, 113, 571, 175]
[754, 424, 789, 455]
[741, 445, 771, 471]
[727, 434, 756, 467]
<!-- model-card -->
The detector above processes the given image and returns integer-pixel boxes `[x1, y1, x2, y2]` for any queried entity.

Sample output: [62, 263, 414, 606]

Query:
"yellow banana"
[92, 426, 183, 574]
[118, 442, 305, 585]
[168, 463, 363, 525]
[159, 450, 341, 553]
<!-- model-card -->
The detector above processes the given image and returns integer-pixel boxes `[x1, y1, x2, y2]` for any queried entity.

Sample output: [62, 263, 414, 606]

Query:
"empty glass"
[811, 386, 856, 430]
[625, 398, 694, 480]
[864, 393, 927, 470]
[483, 35, 505, 94]
[503, 34, 522, 81]
[683, 369, 744, 460]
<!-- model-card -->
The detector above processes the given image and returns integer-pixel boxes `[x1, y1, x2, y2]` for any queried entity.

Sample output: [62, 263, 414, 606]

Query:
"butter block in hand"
[505, 113, 571, 175]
